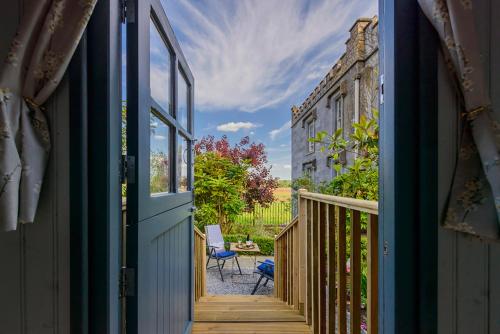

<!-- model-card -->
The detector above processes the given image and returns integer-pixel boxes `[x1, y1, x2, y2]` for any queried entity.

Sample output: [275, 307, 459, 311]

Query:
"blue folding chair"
[205, 224, 242, 281]
[251, 259, 274, 295]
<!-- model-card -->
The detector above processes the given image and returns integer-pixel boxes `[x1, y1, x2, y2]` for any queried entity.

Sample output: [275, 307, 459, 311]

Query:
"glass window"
[177, 135, 189, 192]
[150, 112, 170, 195]
[307, 120, 315, 153]
[335, 97, 344, 136]
[303, 164, 315, 180]
[150, 20, 172, 113]
[178, 68, 189, 130]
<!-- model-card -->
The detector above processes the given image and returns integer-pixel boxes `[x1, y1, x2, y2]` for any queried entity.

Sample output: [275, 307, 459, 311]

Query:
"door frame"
[379, 0, 439, 333]
[86, 0, 123, 332]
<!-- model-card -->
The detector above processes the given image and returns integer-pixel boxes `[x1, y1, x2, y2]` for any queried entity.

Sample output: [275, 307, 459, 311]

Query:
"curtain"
[418, 0, 500, 239]
[0, 0, 97, 231]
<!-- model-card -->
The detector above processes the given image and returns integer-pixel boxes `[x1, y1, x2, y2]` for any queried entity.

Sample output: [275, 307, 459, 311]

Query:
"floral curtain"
[0, 0, 97, 231]
[418, 0, 500, 240]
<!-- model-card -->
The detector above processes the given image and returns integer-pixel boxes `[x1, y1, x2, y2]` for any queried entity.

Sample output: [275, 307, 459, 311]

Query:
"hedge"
[224, 234, 275, 256]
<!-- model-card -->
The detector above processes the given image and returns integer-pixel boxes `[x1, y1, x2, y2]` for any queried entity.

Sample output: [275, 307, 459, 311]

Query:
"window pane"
[178, 69, 189, 130]
[177, 135, 189, 192]
[335, 98, 343, 133]
[308, 121, 315, 152]
[150, 112, 170, 195]
[150, 20, 171, 113]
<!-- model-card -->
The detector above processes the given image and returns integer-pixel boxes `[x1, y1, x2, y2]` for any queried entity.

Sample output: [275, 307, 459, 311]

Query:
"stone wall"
[291, 16, 379, 187]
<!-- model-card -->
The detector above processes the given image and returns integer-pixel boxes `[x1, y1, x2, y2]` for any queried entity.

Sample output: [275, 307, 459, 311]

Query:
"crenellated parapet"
[291, 16, 378, 123]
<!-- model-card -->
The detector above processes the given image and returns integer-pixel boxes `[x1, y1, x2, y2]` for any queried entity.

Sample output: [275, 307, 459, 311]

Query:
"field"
[273, 187, 291, 201]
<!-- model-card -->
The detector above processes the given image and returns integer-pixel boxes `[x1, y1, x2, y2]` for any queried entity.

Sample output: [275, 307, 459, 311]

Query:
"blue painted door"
[126, 0, 195, 332]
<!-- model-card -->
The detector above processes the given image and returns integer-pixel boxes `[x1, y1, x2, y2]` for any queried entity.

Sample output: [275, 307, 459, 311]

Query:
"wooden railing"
[275, 190, 379, 334]
[194, 226, 207, 302]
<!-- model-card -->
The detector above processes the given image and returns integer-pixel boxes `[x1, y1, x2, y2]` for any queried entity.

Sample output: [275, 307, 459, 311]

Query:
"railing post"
[193, 227, 207, 302]
[293, 223, 299, 311]
[368, 214, 379, 334]
[276, 236, 280, 299]
[201, 234, 206, 297]
[337, 206, 347, 334]
[306, 199, 313, 325]
[327, 204, 336, 333]
[318, 202, 327, 334]
[298, 189, 307, 314]
[350, 210, 362, 334]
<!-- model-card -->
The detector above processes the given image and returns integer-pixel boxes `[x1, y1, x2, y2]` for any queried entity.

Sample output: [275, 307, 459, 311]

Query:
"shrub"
[194, 152, 247, 233]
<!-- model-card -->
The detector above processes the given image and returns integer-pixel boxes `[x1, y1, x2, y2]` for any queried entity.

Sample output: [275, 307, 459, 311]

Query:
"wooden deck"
[193, 295, 311, 333]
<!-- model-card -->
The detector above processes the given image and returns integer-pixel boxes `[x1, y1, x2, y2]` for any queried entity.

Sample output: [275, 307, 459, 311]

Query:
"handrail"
[194, 226, 207, 302]
[275, 216, 299, 239]
[275, 190, 379, 334]
[194, 226, 206, 240]
[299, 190, 378, 214]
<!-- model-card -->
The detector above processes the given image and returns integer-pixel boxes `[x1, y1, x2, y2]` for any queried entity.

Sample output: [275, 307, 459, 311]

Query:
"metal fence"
[234, 201, 292, 226]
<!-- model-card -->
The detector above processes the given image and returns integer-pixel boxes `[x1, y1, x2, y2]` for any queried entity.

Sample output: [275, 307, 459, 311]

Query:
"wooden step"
[194, 295, 310, 333]
[192, 322, 311, 333]
[198, 295, 278, 303]
[195, 310, 305, 322]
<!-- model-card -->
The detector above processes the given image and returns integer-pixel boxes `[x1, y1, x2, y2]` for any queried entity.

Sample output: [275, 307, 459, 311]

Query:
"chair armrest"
[206, 245, 219, 256]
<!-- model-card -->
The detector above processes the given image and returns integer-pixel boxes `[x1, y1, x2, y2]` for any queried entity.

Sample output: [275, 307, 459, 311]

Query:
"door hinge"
[120, 0, 127, 23]
[383, 240, 389, 256]
[120, 0, 135, 23]
[120, 267, 136, 297]
[121, 155, 136, 184]
[380, 74, 384, 105]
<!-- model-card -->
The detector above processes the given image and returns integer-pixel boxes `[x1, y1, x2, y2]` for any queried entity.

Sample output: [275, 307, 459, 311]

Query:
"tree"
[310, 110, 379, 201]
[194, 152, 247, 233]
[195, 136, 278, 210]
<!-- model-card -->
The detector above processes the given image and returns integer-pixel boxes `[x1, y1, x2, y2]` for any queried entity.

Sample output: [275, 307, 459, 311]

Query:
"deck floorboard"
[194, 295, 311, 333]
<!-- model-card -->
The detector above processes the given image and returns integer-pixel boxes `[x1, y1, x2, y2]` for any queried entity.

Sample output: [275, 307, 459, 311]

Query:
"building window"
[305, 166, 314, 179]
[335, 96, 344, 136]
[303, 160, 316, 180]
[307, 120, 315, 153]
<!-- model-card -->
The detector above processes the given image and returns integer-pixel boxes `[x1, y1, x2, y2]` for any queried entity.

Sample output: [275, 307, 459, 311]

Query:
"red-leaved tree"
[195, 135, 278, 210]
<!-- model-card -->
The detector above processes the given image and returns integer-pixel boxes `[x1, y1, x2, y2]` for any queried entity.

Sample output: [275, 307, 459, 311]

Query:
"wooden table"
[229, 242, 260, 254]
[229, 242, 260, 279]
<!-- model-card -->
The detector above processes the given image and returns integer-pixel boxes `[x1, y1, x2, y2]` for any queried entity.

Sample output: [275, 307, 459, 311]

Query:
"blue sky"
[160, 0, 377, 179]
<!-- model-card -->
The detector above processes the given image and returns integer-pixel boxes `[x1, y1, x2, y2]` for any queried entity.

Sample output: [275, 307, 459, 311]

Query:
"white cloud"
[268, 162, 292, 179]
[164, 0, 377, 112]
[269, 121, 291, 140]
[250, 131, 255, 135]
[216, 121, 261, 132]
[154, 135, 167, 140]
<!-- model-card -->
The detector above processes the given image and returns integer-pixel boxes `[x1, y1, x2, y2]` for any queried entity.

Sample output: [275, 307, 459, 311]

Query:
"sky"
[160, 0, 377, 180]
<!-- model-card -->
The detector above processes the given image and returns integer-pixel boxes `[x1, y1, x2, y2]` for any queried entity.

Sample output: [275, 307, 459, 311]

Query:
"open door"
[126, 0, 195, 332]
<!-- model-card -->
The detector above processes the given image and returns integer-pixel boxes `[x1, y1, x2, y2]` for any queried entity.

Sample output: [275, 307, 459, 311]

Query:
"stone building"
[291, 16, 379, 186]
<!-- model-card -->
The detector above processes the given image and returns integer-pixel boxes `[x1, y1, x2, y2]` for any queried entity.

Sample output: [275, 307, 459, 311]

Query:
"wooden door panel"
[137, 203, 193, 334]
[126, 0, 195, 332]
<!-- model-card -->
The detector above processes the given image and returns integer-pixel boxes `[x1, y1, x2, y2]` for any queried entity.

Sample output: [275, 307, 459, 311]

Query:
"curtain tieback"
[23, 96, 45, 111]
[462, 105, 487, 121]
